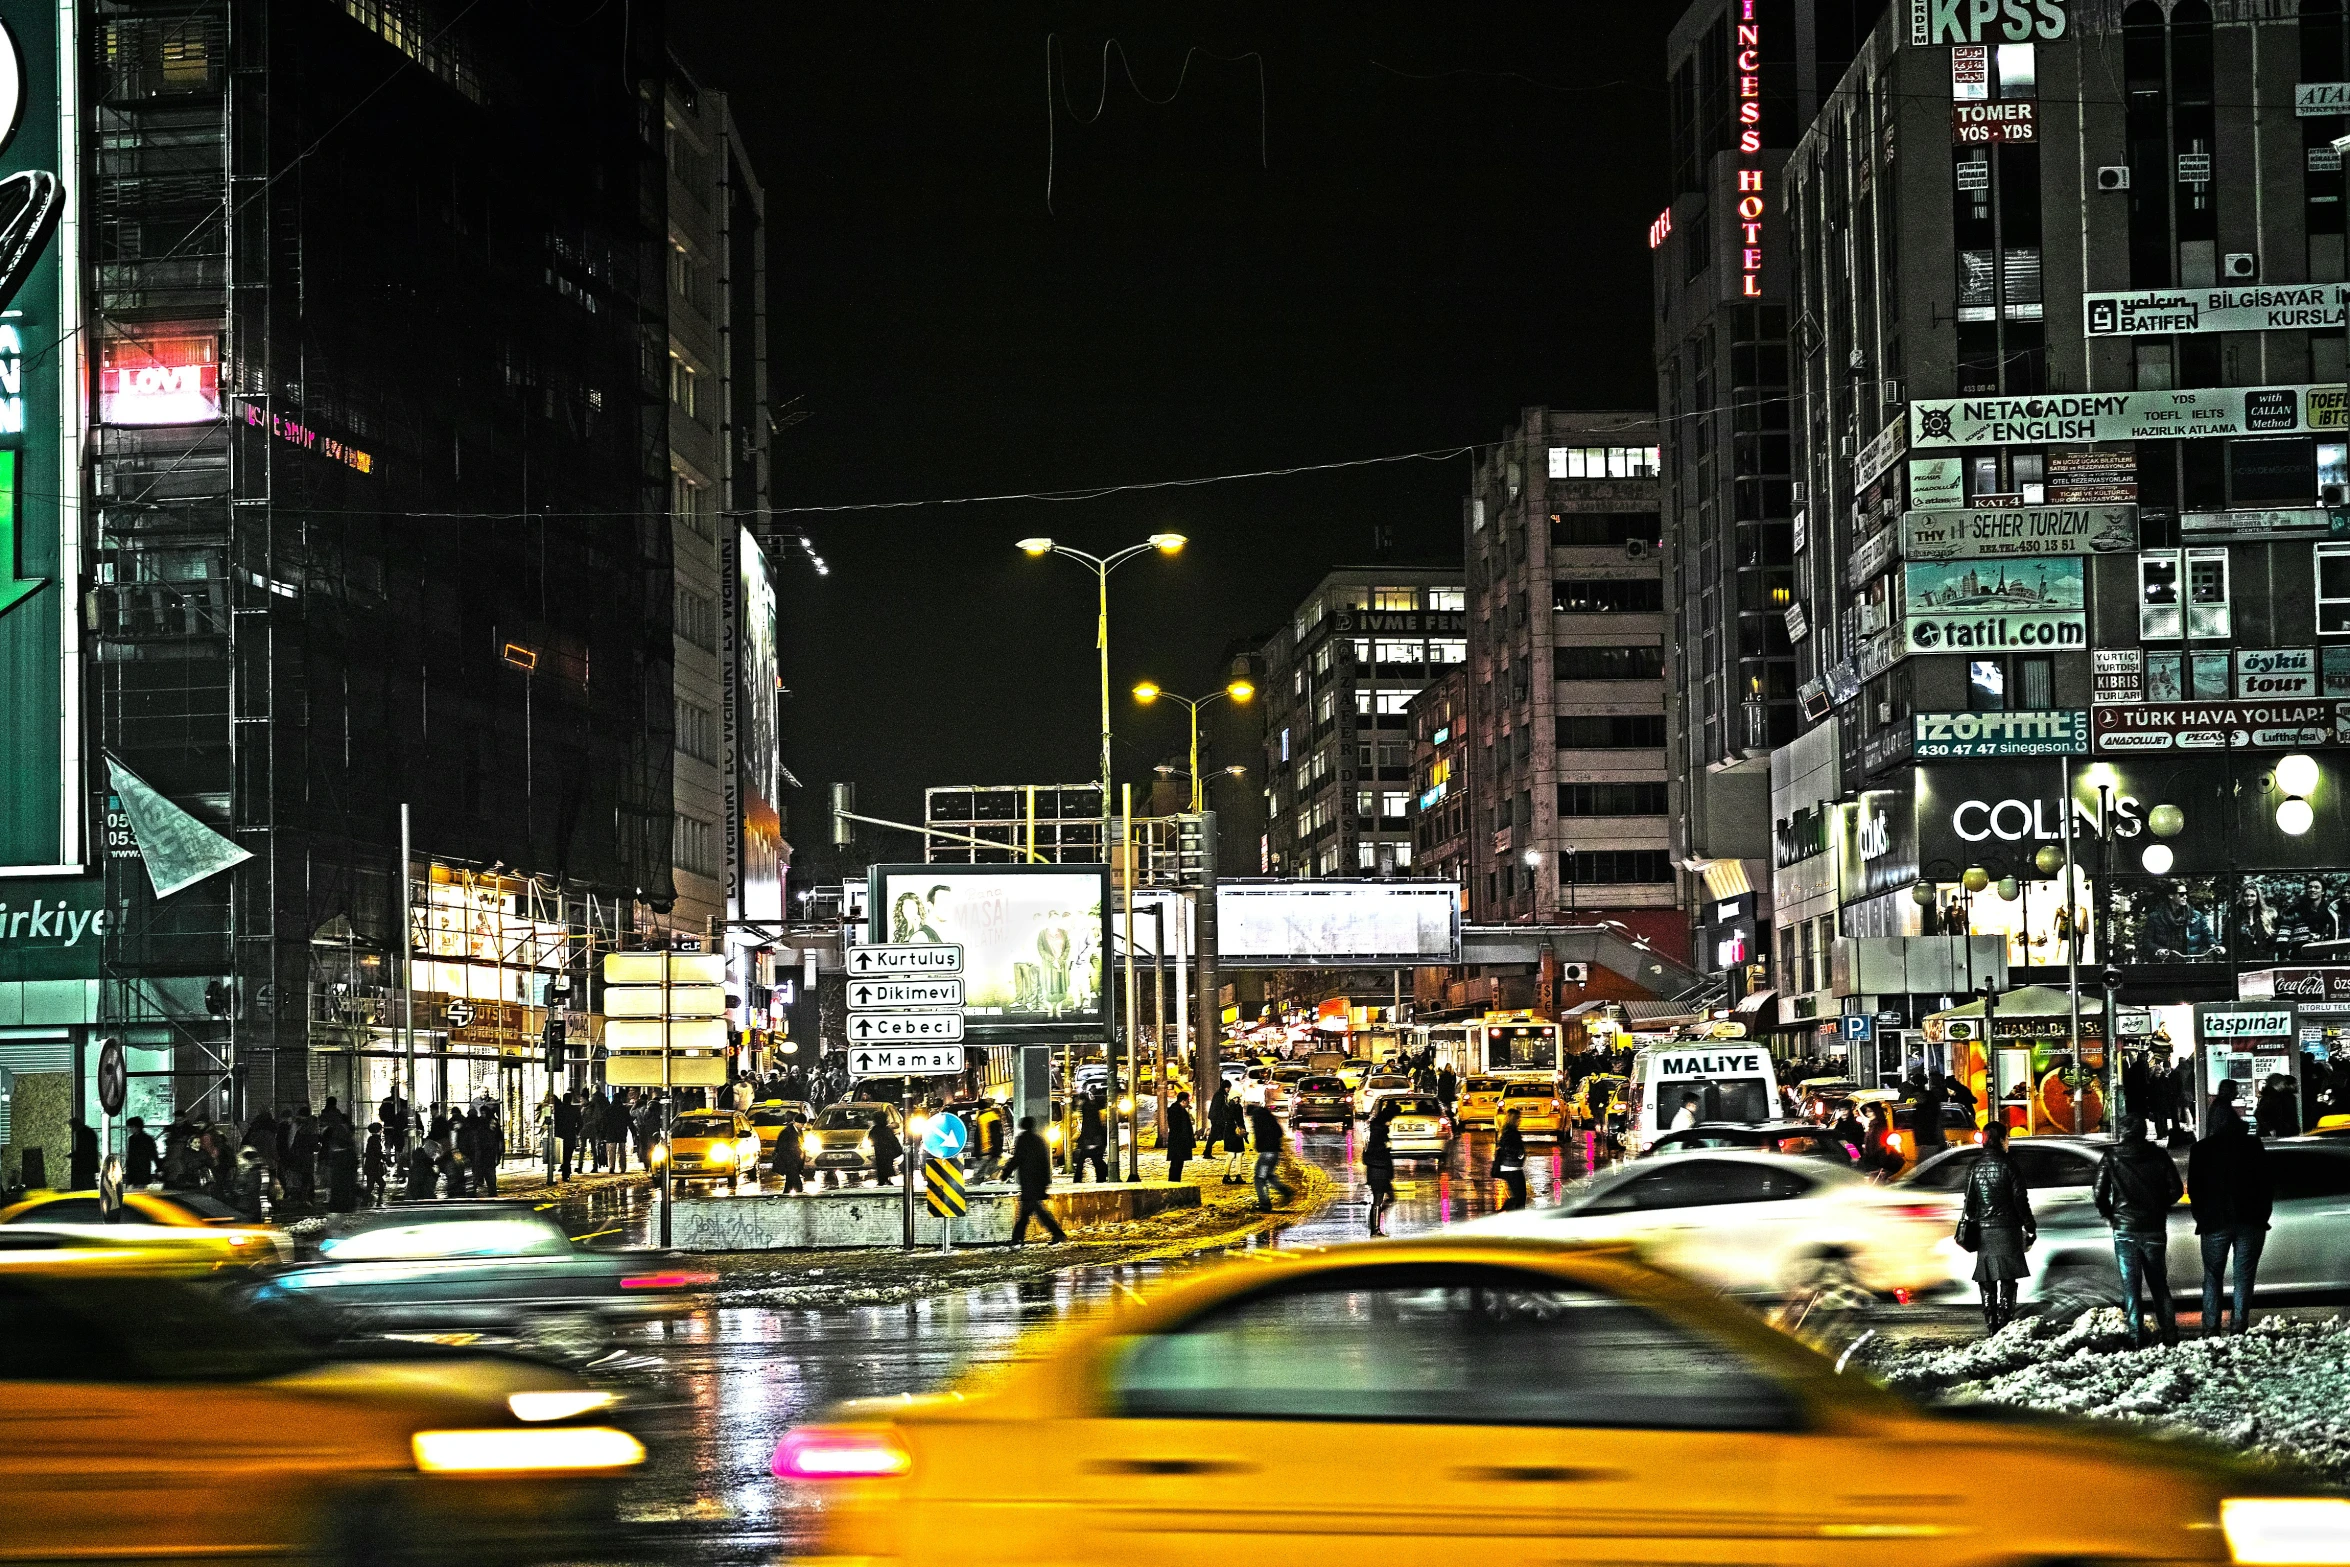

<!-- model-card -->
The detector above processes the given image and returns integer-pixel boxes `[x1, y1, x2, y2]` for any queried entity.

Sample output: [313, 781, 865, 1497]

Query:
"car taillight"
[774, 1425, 913, 1480]
[1887, 1203, 1944, 1221]
[621, 1270, 718, 1290]
[1883, 1132, 1901, 1151]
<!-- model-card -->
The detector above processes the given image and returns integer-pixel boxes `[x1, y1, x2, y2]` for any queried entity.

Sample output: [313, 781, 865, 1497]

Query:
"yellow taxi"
[658, 1109, 761, 1190]
[1453, 1075, 1506, 1128]
[0, 1257, 645, 1561]
[750, 1100, 816, 1161]
[1568, 1072, 1627, 1133]
[773, 1237, 2335, 1566]
[0, 1188, 290, 1264]
[1495, 1078, 1567, 1141]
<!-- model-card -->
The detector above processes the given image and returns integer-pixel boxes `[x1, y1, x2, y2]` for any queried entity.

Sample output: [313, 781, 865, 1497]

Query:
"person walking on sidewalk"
[1248, 1100, 1294, 1211]
[1006, 1117, 1066, 1244]
[1494, 1108, 1528, 1211]
[770, 1111, 809, 1194]
[1960, 1123, 2037, 1334]
[536, 1094, 561, 1182]
[2190, 1097, 2273, 1335]
[362, 1123, 388, 1207]
[868, 1110, 903, 1188]
[1164, 1092, 1196, 1185]
[1074, 1090, 1110, 1183]
[1363, 1114, 1396, 1236]
[553, 1091, 581, 1181]
[2095, 1118, 2186, 1348]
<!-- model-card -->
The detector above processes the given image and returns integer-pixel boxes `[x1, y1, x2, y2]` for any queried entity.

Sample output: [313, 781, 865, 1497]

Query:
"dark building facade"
[87, 1, 674, 1123]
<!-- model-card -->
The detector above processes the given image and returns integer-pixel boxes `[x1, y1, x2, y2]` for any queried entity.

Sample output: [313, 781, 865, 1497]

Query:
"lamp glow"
[1132, 681, 1161, 703]
[2279, 797, 2316, 837]
[1016, 536, 1054, 555]
[2142, 843, 2175, 875]
[2278, 754, 2321, 799]
[1962, 866, 1990, 893]
[1148, 532, 1187, 553]
[1226, 678, 1255, 701]
[2149, 803, 2186, 839]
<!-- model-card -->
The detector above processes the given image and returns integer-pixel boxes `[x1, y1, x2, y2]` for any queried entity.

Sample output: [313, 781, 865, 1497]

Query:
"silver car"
[805, 1102, 897, 1181]
[1902, 1135, 2350, 1311]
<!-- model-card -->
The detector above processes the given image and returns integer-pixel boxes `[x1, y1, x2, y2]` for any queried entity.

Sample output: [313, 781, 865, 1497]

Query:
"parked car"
[1353, 1074, 1414, 1119]
[1368, 1093, 1452, 1158]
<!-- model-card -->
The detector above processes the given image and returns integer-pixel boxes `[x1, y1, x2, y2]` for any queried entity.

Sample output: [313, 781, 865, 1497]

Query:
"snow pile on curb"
[1867, 1311, 2350, 1479]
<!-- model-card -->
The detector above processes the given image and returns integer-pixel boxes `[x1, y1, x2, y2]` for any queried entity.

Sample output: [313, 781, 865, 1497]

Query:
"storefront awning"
[1734, 989, 1778, 1016]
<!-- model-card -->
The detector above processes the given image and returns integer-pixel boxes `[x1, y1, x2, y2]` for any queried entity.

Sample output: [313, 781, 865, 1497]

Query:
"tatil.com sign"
[1902, 557, 2085, 654]
[869, 864, 1110, 1039]
[100, 335, 221, 426]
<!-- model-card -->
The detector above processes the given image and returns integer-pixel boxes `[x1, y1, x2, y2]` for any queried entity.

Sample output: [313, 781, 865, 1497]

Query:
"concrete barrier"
[667, 1179, 1199, 1250]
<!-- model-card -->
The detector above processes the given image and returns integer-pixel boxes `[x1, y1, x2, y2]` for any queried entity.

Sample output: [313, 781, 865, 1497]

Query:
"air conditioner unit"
[2096, 165, 2131, 191]
[1559, 962, 1590, 985]
[1838, 436, 1855, 458]
[1626, 538, 1651, 560]
[2223, 251, 2258, 280]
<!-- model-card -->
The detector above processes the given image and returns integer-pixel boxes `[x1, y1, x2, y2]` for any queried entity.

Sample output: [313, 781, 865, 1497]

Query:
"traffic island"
[665, 1178, 1198, 1249]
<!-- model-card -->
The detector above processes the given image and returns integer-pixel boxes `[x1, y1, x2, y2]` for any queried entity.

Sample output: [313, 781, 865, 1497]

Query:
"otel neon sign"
[1735, 0, 1764, 298]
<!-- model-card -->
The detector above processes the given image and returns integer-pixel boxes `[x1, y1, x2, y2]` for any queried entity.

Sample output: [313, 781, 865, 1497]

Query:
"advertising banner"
[1837, 771, 1917, 903]
[1902, 557, 2085, 654]
[1913, 709, 2088, 759]
[2090, 699, 2350, 753]
[1846, 525, 1897, 589]
[1951, 101, 2034, 142]
[2046, 447, 2137, 503]
[1908, 455, 1965, 508]
[2235, 648, 2317, 700]
[869, 865, 1111, 1038]
[1910, 384, 2346, 448]
[2084, 285, 2347, 337]
[2094, 648, 2145, 703]
[1215, 880, 1461, 967]
[1900, 505, 2137, 561]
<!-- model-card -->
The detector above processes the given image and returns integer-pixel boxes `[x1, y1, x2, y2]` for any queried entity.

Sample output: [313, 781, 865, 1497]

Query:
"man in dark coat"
[1164, 1092, 1196, 1185]
[2094, 1120, 2186, 1348]
[2189, 1099, 2273, 1335]
[1073, 1091, 1110, 1183]
[1493, 1108, 1528, 1210]
[2255, 1074, 2301, 1139]
[123, 1117, 158, 1188]
[770, 1111, 808, 1193]
[552, 1092, 582, 1180]
[1006, 1116, 1065, 1244]
[69, 1120, 98, 1190]
[868, 1111, 903, 1187]
[1912, 1074, 1949, 1155]
[1248, 1100, 1294, 1211]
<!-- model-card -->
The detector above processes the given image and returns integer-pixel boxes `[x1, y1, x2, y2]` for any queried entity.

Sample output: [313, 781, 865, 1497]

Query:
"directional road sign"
[846, 943, 964, 977]
[848, 977, 963, 1011]
[923, 1112, 969, 1158]
[849, 1010, 965, 1044]
[848, 1044, 966, 1077]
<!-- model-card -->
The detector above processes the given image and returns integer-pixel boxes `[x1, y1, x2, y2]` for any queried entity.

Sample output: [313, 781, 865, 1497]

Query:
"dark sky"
[665, 3, 1676, 863]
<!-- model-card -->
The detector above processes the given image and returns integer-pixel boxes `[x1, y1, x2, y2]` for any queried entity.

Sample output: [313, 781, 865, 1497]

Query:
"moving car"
[661, 1109, 761, 1190]
[2, 1259, 645, 1562]
[749, 1100, 817, 1161]
[1495, 1078, 1567, 1141]
[1850, 1086, 1981, 1169]
[1290, 1075, 1354, 1126]
[246, 1201, 709, 1355]
[774, 1236, 2323, 1565]
[1244, 1069, 1292, 1116]
[0, 1188, 290, 1262]
[1368, 1093, 1451, 1157]
[1353, 1073, 1413, 1119]
[1454, 1075, 1506, 1128]
[807, 1102, 898, 1181]
[1452, 1151, 1948, 1299]
[1648, 1120, 1860, 1165]
[1338, 1057, 1374, 1090]
[1625, 1041, 1782, 1153]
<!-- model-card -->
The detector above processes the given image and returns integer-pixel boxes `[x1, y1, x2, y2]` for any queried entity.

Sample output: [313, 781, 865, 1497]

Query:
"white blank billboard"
[1216, 881, 1461, 967]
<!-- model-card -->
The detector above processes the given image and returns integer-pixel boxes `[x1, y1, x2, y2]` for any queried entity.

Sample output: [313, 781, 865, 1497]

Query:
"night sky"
[665, 3, 1676, 870]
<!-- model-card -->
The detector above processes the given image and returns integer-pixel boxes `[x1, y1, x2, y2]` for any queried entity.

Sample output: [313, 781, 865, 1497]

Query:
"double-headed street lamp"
[1132, 676, 1254, 812]
[1017, 533, 1187, 829]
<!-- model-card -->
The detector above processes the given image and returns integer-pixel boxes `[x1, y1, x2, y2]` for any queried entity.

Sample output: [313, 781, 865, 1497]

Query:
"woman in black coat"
[869, 1112, 904, 1187]
[1164, 1093, 1196, 1184]
[1960, 1122, 2038, 1333]
[1493, 1109, 1528, 1211]
[771, 1113, 808, 1194]
[1362, 1114, 1397, 1236]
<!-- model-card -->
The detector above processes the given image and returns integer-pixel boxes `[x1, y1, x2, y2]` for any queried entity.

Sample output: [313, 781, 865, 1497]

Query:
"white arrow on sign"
[849, 1010, 966, 1043]
[848, 1044, 967, 1077]
[846, 943, 964, 977]
[847, 977, 964, 1010]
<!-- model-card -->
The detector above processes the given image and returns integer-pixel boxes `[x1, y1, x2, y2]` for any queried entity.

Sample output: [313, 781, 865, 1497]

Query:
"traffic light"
[544, 1015, 568, 1075]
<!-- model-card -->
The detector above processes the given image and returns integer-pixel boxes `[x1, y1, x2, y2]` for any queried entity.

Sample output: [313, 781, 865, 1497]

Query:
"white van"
[1626, 1042, 1782, 1153]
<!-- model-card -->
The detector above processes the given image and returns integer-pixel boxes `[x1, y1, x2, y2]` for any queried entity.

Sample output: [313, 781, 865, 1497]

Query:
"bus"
[1471, 1011, 1564, 1077]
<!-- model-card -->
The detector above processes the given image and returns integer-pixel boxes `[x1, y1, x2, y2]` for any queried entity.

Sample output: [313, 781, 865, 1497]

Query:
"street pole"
[1122, 783, 1141, 1182]
[1153, 902, 1168, 1145]
[2061, 759, 2082, 1134]
[1174, 887, 1191, 1132]
[1981, 977, 2002, 1134]
[901, 1082, 914, 1251]
[1188, 700, 1203, 814]
[1097, 561, 1112, 845]
[2100, 783, 2121, 1133]
[400, 803, 415, 1125]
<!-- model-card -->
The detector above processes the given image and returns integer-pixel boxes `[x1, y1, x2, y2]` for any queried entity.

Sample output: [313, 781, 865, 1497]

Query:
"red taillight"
[621, 1270, 718, 1290]
[1882, 1133, 1901, 1151]
[774, 1425, 913, 1480]
[1888, 1203, 1944, 1221]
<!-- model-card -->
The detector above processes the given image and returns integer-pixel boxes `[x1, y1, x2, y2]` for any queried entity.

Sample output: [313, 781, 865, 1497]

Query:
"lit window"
[2319, 544, 2350, 636]
[1373, 587, 1418, 611]
[1357, 841, 1377, 869]
[1382, 791, 1409, 819]
[1428, 587, 1465, 612]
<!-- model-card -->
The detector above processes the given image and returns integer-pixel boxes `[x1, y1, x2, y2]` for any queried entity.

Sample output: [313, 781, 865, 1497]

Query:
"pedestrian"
[2255, 1073, 2301, 1139]
[362, 1123, 388, 1206]
[1363, 1114, 1396, 1236]
[1913, 1072, 1950, 1156]
[771, 1111, 809, 1194]
[1826, 1105, 1867, 1163]
[2209, 1076, 2242, 1132]
[602, 1091, 631, 1172]
[69, 1119, 98, 1190]
[869, 1110, 903, 1187]
[231, 1144, 282, 1219]
[553, 1090, 581, 1180]
[1006, 1116, 1066, 1244]
[443, 1111, 471, 1199]
[1248, 1099, 1294, 1211]
[325, 1123, 360, 1212]
[1668, 1092, 1701, 1133]
[403, 1136, 438, 1200]
[1074, 1090, 1110, 1183]
[1164, 1091, 1196, 1185]
[1494, 1108, 1528, 1211]
[536, 1093, 561, 1182]
[2094, 1118, 2186, 1348]
[1436, 1064, 1457, 1111]
[584, 1087, 610, 1172]
[379, 1088, 410, 1158]
[1957, 1122, 2037, 1334]
[2189, 1095, 2273, 1336]
[123, 1117, 158, 1189]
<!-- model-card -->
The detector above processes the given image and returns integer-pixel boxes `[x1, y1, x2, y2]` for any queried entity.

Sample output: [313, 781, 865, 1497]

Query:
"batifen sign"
[2085, 286, 2347, 337]
[1909, 385, 2346, 447]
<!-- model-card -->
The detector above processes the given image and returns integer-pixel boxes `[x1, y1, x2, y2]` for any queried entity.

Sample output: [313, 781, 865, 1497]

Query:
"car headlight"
[802, 1132, 822, 1157]
[509, 1390, 617, 1423]
[2222, 1498, 2350, 1564]
[1046, 1125, 1063, 1146]
[412, 1426, 645, 1473]
[858, 1138, 873, 1155]
[708, 1144, 733, 1165]
[648, 1142, 667, 1166]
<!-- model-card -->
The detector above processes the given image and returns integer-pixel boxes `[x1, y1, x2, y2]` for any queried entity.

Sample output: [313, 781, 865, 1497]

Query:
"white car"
[1365, 1091, 1452, 1158]
[1354, 1074, 1413, 1118]
[1245, 1069, 1292, 1116]
[1450, 1150, 1950, 1300]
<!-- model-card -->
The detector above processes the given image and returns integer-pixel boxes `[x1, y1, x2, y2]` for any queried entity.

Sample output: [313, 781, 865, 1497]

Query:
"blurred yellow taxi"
[774, 1237, 2327, 1565]
[0, 1188, 289, 1263]
[661, 1109, 760, 1190]
[750, 1100, 816, 1160]
[1453, 1075, 1505, 1127]
[1496, 1078, 1567, 1141]
[0, 1260, 643, 1561]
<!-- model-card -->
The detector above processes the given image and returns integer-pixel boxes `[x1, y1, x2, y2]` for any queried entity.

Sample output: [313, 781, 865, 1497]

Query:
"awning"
[1695, 858, 1754, 901]
[1735, 989, 1778, 1015]
[1622, 1001, 1698, 1023]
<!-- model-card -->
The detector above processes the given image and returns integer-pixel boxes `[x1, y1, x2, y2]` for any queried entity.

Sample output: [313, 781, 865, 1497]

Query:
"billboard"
[869, 864, 1110, 1038]
[1909, 384, 2345, 448]
[731, 528, 782, 921]
[1899, 505, 2136, 561]
[1903, 557, 2085, 654]
[1214, 880, 1460, 968]
[2084, 285, 2345, 337]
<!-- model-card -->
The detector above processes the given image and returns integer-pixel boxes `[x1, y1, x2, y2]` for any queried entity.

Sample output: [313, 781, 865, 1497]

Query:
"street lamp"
[1018, 534, 1187, 829]
[1131, 675, 1252, 813]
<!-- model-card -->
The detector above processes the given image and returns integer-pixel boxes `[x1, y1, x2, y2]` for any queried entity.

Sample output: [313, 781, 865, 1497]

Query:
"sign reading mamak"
[1901, 504, 2137, 561]
[2085, 285, 2349, 337]
[1910, 385, 2345, 448]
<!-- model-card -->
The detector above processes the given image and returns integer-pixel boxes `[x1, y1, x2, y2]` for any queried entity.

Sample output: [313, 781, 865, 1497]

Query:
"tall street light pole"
[1017, 533, 1187, 837]
[1132, 676, 1255, 813]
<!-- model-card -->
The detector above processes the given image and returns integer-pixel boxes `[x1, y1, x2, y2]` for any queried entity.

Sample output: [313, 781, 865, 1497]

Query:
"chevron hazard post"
[924, 1155, 966, 1252]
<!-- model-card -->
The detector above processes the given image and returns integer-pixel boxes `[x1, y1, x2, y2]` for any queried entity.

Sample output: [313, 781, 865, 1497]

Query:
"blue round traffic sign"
[923, 1112, 969, 1158]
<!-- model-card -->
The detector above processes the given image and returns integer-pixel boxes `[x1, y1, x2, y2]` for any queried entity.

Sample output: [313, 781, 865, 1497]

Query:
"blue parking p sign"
[1840, 1014, 1875, 1043]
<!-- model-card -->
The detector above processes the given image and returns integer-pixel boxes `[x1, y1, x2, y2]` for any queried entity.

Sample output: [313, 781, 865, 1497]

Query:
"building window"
[1556, 715, 1668, 749]
[1428, 587, 1465, 612]
[1553, 578, 1665, 613]
[1553, 446, 1663, 479]
[1372, 587, 1419, 611]
[1558, 782, 1671, 816]
[674, 584, 718, 651]
[668, 239, 696, 303]
[668, 351, 700, 419]
[2319, 544, 2350, 635]
[1550, 511, 1662, 549]
[1382, 791, 1409, 819]
[674, 812, 719, 878]
[1563, 849, 1673, 884]
[1554, 645, 1665, 680]
[1373, 638, 1425, 665]
[670, 470, 714, 539]
[676, 698, 717, 762]
[1431, 638, 1467, 664]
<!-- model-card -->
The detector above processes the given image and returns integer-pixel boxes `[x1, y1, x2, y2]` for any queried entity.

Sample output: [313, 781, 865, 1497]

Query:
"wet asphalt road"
[562, 1121, 1605, 1563]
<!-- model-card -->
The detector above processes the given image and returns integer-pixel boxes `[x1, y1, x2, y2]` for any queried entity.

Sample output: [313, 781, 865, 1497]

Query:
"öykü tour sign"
[1903, 557, 2084, 654]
